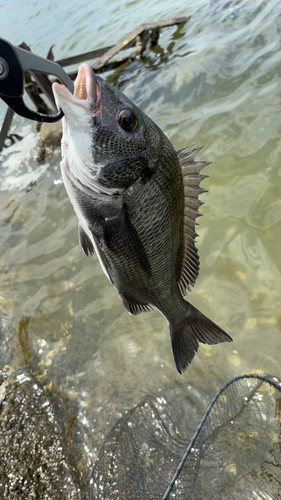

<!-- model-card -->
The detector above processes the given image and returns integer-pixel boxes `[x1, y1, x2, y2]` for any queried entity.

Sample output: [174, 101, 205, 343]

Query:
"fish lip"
[52, 63, 100, 115]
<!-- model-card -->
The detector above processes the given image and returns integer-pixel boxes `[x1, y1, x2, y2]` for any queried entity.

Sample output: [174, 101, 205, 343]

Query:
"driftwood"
[66, 16, 190, 75]
[0, 16, 190, 152]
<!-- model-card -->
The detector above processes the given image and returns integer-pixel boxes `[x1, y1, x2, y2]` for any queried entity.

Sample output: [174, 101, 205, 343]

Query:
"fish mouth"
[73, 63, 101, 116]
[53, 65, 122, 197]
[53, 63, 101, 115]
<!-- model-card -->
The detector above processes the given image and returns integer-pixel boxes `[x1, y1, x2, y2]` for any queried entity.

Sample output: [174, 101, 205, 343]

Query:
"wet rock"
[37, 121, 62, 163]
[0, 365, 82, 499]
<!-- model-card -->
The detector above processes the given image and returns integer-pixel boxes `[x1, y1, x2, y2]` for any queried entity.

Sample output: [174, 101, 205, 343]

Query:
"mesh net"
[92, 374, 281, 499]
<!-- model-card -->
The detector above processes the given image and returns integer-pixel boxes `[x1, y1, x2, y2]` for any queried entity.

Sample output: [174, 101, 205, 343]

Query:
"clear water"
[1, 0, 281, 493]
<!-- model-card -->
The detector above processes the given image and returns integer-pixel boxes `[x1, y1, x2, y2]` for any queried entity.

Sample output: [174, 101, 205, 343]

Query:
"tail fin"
[169, 303, 232, 374]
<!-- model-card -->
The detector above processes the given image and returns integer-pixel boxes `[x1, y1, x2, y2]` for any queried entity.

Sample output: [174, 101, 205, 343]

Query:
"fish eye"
[118, 110, 138, 132]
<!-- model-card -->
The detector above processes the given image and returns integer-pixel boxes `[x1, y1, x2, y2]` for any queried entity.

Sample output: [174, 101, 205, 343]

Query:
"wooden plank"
[66, 16, 190, 78]
[93, 16, 190, 71]
[56, 46, 114, 67]
[0, 15, 190, 144]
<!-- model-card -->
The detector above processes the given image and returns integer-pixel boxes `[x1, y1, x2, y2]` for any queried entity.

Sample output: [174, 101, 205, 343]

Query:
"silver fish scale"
[117, 136, 185, 320]
[124, 175, 175, 306]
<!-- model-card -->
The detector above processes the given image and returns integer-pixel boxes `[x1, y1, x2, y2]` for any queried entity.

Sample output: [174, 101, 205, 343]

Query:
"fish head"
[52, 64, 164, 196]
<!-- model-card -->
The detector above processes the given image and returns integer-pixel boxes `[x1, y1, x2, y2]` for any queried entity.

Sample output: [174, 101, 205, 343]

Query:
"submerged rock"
[0, 315, 15, 367]
[0, 365, 81, 499]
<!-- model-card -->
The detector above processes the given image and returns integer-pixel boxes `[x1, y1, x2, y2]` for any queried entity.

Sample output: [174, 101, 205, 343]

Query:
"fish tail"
[169, 302, 232, 374]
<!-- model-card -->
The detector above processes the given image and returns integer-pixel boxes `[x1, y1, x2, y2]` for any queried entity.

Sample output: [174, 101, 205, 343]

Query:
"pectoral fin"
[92, 233, 114, 284]
[104, 204, 151, 276]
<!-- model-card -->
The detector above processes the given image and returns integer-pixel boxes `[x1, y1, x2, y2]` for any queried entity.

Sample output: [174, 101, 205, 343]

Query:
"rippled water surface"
[1, 0, 281, 495]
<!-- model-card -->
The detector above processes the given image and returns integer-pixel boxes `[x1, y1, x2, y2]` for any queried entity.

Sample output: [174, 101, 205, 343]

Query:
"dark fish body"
[53, 64, 232, 374]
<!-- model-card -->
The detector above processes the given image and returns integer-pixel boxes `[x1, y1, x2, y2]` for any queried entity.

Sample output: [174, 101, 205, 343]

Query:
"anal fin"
[120, 294, 154, 316]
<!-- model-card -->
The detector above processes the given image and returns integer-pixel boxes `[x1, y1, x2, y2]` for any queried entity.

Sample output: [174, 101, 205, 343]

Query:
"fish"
[52, 64, 232, 374]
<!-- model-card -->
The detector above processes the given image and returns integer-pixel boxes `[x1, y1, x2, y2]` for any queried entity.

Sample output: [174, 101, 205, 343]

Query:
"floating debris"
[0, 16, 190, 152]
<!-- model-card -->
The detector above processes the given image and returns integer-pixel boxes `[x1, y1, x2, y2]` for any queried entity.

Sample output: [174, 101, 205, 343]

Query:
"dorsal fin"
[177, 145, 211, 296]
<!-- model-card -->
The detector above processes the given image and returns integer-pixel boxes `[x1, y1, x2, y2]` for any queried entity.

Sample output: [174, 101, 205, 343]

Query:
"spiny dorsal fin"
[177, 145, 211, 296]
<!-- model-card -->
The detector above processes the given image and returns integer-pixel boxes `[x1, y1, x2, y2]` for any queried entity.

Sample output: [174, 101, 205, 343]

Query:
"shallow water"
[1, 0, 281, 495]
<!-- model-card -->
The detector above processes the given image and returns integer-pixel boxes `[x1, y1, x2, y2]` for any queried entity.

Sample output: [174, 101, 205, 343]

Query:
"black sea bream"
[52, 64, 232, 374]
